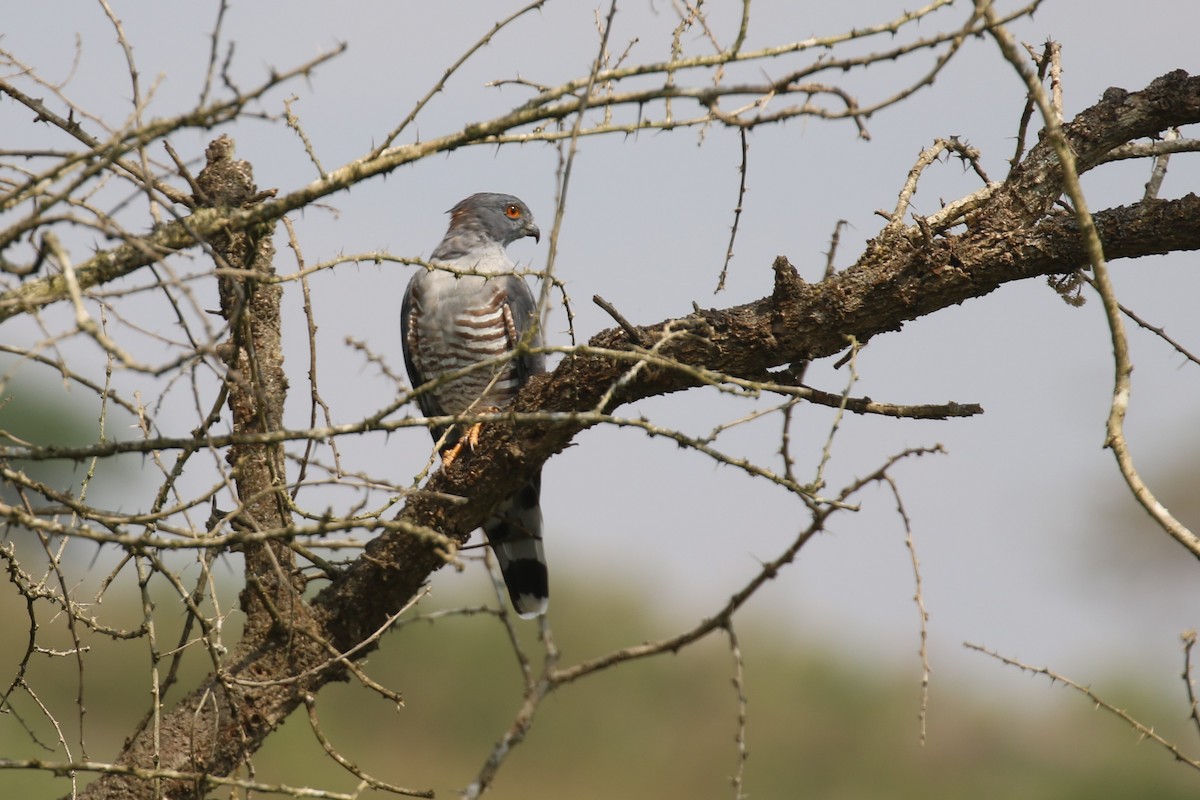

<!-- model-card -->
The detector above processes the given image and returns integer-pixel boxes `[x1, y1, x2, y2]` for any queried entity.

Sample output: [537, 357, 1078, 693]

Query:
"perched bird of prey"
[400, 193, 549, 618]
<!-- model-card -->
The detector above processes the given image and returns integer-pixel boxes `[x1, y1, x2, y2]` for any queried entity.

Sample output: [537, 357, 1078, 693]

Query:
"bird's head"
[446, 192, 541, 247]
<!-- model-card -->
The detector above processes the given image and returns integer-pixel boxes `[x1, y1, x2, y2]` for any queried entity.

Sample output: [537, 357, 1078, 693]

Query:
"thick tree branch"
[11, 12, 1174, 325]
[85, 138, 321, 800]
[320, 73, 1200, 643]
[2, 192, 1197, 472]
[73, 70, 1200, 798]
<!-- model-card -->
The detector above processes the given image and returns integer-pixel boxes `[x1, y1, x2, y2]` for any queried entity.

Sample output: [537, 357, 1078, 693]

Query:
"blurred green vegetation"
[2, 370, 1197, 798]
[0, 363, 139, 515]
[1, 570, 1197, 800]
[0, 367, 101, 449]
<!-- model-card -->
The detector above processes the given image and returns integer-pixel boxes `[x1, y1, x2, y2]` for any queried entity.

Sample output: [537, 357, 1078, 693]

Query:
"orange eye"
[504, 204, 522, 219]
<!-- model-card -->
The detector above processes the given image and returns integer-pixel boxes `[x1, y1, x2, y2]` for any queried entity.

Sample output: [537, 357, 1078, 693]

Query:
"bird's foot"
[442, 422, 484, 467]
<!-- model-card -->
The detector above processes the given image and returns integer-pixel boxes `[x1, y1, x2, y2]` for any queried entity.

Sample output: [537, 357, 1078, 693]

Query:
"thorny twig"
[984, 4, 1200, 558]
[967, 642, 1200, 772]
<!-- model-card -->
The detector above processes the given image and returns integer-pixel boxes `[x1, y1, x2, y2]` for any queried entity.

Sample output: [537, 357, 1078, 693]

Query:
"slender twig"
[537, 0, 618, 343]
[0, 4, 1045, 323]
[811, 336, 859, 493]
[593, 294, 650, 346]
[823, 219, 848, 279]
[886, 474, 930, 745]
[284, 96, 327, 179]
[984, 3, 1200, 558]
[486, 548, 536, 689]
[715, 128, 750, 293]
[1183, 631, 1200, 743]
[1078, 273, 1200, 367]
[966, 642, 1200, 772]
[302, 694, 434, 797]
[371, 0, 549, 157]
[549, 446, 945, 686]
[282, 217, 342, 498]
[198, 0, 230, 106]
[727, 623, 749, 799]
[883, 137, 988, 237]
[0, 759, 365, 799]
[0, 353, 984, 464]
[1105, 137, 1200, 162]
[1010, 41, 1051, 167]
[1143, 126, 1180, 201]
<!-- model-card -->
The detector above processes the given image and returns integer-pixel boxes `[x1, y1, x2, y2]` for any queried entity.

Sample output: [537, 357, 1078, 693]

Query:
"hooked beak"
[526, 222, 541, 244]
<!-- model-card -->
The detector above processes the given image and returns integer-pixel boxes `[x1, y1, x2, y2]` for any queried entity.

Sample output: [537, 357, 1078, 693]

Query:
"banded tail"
[482, 471, 548, 618]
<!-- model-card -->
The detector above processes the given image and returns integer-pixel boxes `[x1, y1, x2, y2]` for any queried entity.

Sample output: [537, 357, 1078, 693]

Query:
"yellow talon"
[442, 422, 485, 467]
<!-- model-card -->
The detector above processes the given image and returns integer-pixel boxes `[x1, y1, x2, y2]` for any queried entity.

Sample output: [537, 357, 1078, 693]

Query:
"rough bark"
[82, 136, 321, 800]
[80, 71, 1200, 799]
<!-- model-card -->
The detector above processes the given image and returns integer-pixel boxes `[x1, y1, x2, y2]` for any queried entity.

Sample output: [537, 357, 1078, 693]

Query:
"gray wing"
[497, 273, 546, 386]
[400, 266, 550, 618]
[400, 271, 448, 427]
[401, 270, 545, 446]
[485, 277, 549, 619]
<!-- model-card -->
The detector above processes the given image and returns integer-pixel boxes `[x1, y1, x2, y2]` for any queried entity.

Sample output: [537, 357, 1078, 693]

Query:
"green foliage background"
[1, 569, 1196, 799]
[3, 367, 1199, 798]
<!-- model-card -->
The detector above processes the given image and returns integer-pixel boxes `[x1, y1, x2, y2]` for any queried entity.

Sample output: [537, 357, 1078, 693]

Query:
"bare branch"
[1, 4, 1197, 796]
[983, 6, 1200, 558]
[966, 642, 1200, 772]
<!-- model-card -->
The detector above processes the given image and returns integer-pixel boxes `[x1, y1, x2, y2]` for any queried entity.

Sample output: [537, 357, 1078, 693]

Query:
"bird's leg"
[441, 424, 482, 466]
[441, 409, 496, 467]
